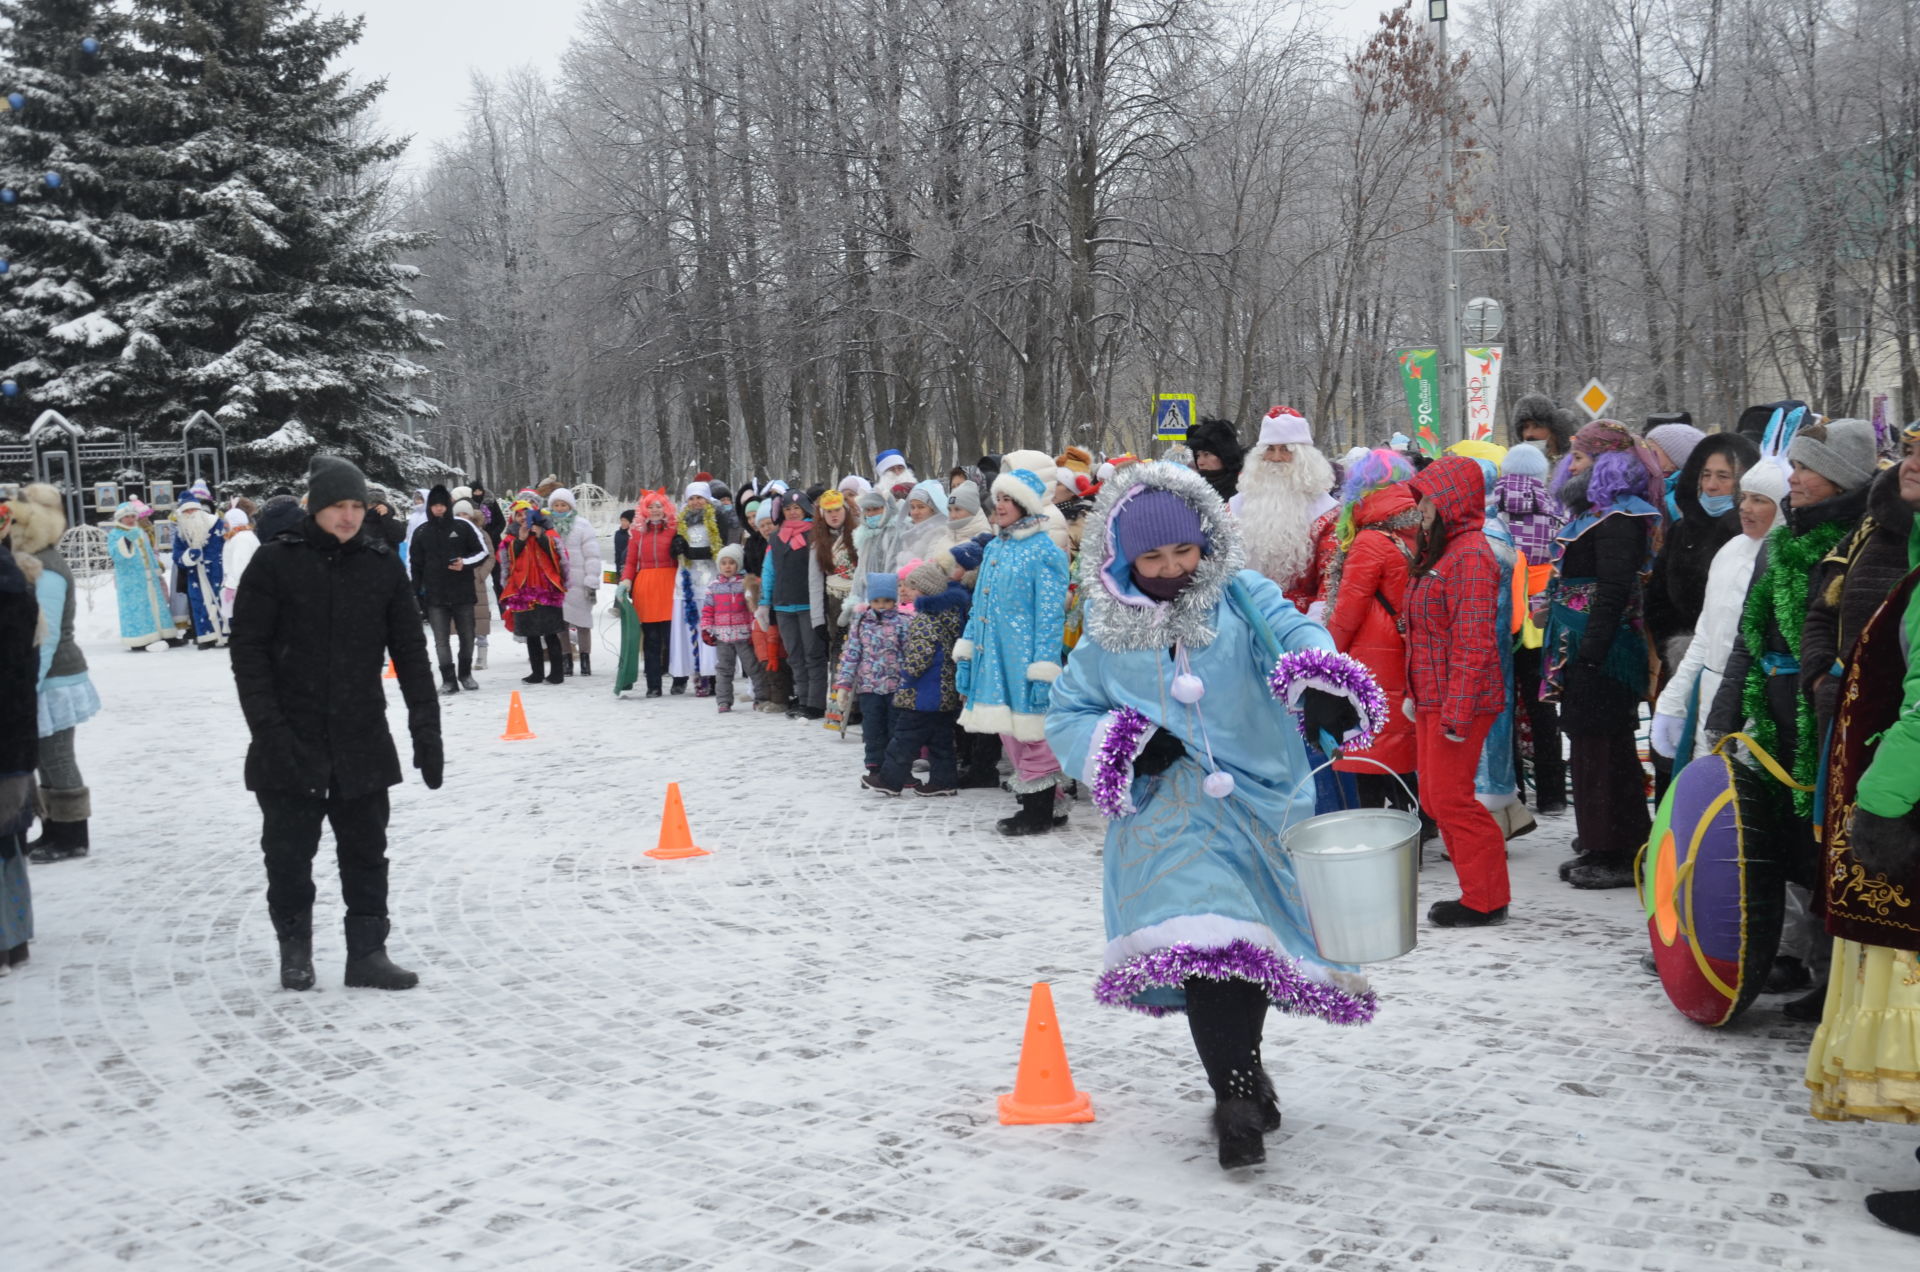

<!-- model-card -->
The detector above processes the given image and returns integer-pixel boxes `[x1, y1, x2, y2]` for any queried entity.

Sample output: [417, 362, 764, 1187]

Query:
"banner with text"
[1395, 348, 1441, 457]
[1464, 346, 1505, 442]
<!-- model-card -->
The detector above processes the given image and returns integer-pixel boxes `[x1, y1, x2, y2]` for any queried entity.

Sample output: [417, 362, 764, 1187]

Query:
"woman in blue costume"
[1046, 462, 1388, 1169]
[107, 502, 175, 650]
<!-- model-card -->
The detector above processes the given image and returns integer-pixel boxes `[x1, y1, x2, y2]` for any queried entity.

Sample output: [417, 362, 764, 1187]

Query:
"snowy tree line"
[403, 0, 1920, 494]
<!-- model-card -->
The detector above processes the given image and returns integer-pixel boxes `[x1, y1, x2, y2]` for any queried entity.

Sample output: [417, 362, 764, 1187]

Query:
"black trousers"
[528, 632, 566, 678]
[256, 789, 391, 918]
[425, 603, 475, 675]
[642, 620, 670, 690]
[880, 707, 958, 789]
[1184, 977, 1269, 1101]
[1513, 647, 1565, 807]
[1569, 730, 1650, 865]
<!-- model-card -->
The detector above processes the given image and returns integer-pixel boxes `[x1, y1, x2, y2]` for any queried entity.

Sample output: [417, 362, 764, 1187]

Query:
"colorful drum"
[1641, 743, 1787, 1026]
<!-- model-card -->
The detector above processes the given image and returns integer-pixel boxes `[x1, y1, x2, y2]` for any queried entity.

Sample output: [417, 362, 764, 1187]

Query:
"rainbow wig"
[1336, 448, 1415, 545]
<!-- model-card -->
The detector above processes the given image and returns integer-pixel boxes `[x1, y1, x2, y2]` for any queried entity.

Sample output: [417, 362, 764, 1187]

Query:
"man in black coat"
[1186, 417, 1246, 504]
[230, 455, 443, 992]
[408, 484, 490, 695]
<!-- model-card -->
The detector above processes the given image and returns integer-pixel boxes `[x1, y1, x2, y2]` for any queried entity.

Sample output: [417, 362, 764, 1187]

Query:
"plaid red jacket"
[1405, 458, 1507, 733]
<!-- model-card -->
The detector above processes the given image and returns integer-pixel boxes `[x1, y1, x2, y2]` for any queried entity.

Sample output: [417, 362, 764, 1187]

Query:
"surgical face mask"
[1700, 494, 1736, 517]
[864, 512, 885, 528]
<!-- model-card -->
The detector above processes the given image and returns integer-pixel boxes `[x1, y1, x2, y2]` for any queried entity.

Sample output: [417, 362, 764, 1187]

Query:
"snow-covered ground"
[3, 579, 1914, 1270]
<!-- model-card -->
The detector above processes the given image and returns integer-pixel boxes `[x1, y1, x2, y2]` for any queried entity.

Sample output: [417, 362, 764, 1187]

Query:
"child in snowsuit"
[836, 573, 910, 776]
[700, 545, 764, 712]
[869, 559, 972, 796]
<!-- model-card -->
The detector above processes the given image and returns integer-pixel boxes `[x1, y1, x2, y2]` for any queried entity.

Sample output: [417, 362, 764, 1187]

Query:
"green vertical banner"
[1396, 348, 1441, 457]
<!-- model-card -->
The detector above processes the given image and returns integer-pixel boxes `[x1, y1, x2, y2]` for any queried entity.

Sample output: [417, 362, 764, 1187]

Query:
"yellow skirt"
[1806, 937, 1920, 1124]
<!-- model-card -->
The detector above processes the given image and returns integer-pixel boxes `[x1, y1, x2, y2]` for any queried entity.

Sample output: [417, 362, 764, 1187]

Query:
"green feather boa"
[1739, 519, 1850, 815]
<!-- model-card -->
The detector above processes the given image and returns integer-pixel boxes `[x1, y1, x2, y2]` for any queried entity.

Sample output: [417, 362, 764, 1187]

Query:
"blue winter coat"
[1045, 462, 1379, 1026]
[894, 583, 970, 712]
[955, 518, 1068, 740]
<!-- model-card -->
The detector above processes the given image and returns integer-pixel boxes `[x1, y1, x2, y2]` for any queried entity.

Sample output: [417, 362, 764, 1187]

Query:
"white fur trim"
[1257, 409, 1313, 447]
[958, 702, 1050, 742]
[990, 471, 1048, 516]
[952, 637, 975, 661]
[1027, 660, 1062, 683]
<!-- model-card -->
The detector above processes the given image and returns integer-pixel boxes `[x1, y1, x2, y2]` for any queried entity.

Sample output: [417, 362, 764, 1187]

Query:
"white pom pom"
[1203, 770, 1236, 799]
[1170, 673, 1205, 704]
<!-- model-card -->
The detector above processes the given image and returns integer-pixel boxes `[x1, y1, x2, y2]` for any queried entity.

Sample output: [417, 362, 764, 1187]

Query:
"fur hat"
[1256, 406, 1312, 448]
[682, 481, 712, 503]
[1510, 393, 1575, 451]
[6, 482, 66, 554]
[904, 558, 950, 596]
[991, 468, 1050, 517]
[1054, 445, 1094, 475]
[1187, 417, 1247, 470]
[999, 448, 1058, 490]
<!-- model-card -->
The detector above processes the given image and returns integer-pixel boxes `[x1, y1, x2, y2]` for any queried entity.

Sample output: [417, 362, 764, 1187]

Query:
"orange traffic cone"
[645, 783, 711, 860]
[384, 657, 397, 680]
[498, 691, 537, 741]
[997, 982, 1095, 1125]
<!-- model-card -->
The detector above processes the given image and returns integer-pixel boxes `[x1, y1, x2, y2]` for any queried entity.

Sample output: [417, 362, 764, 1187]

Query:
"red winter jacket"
[1326, 484, 1419, 774]
[1404, 457, 1506, 735]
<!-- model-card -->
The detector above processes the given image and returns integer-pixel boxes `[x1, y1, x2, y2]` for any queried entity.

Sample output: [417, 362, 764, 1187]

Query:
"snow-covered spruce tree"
[132, 0, 443, 488]
[0, 1, 442, 487]
[0, 0, 149, 444]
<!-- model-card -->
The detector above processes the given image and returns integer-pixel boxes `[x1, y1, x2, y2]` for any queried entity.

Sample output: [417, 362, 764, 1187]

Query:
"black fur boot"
[996, 791, 1058, 836]
[1213, 1097, 1268, 1169]
[270, 908, 315, 991]
[343, 917, 419, 990]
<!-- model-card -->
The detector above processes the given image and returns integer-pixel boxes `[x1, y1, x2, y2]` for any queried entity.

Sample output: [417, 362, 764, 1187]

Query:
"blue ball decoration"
[1, 381, 18, 398]
[82, 38, 100, 55]
[6, 93, 23, 111]
[43, 172, 61, 190]
[0, 189, 13, 205]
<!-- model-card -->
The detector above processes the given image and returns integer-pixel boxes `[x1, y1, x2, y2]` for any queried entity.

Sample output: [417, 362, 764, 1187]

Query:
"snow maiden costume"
[669, 482, 720, 693]
[171, 494, 228, 647]
[107, 503, 175, 649]
[1045, 462, 1386, 1169]
[546, 488, 603, 677]
[956, 466, 1072, 835]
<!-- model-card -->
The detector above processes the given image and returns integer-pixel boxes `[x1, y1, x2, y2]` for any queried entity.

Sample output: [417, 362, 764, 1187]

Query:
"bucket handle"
[1278, 756, 1421, 839]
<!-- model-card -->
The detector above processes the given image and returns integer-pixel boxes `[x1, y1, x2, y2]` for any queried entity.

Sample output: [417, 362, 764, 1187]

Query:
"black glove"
[1133, 728, 1186, 777]
[413, 732, 444, 790]
[1300, 687, 1360, 749]
[1849, 808, 1918, 881]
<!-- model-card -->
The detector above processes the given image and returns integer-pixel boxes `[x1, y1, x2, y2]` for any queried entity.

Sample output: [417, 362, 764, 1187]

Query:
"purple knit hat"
[1111, 487, 1207, 562]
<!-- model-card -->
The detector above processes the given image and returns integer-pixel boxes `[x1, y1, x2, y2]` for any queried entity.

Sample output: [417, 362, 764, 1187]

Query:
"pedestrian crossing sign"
[1154, 394, 1195, 442]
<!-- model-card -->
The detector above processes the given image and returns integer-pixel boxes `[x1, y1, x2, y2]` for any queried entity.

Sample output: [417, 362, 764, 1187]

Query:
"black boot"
[1782, 977, 1829, 1023]
[545, 637, 565, 684]
[1764, 955, 1812, 994]
[1213, 1097, 1268, 1169]
[1866, 1188, 1920, 1236]
[7, 942, 27, 967]
[564, 650, 576, 676]
[27, 819, 89, 864]
[1566, 859, 1636, 890]
[458, 653, 479, 692]
[671, 676, 689, 695]
[523, 643, 547, 685]
[578, 652, 591, 677]
[438, 662, 459, 696]
[1186, 976, 1270, 1168]
[996, 790, 1058, 837]
[343, 916, 419, 990]
[270, 908, 315, 991]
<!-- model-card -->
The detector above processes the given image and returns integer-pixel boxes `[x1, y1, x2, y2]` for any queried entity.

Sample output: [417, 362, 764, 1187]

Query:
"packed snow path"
[4, 615, 1915, 1270]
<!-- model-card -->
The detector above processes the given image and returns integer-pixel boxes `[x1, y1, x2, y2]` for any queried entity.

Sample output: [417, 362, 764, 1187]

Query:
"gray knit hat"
[904, 558, 950, 596]
[306, 455, 370, 510]
[1787, 418, 1877, 493]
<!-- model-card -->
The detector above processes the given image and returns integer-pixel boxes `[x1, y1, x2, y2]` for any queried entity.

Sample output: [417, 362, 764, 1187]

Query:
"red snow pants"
[1415, 710, 1510, 914]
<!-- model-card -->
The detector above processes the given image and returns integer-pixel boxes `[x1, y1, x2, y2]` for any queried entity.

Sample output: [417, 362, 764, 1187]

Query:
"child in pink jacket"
[700, 545, 764, 712]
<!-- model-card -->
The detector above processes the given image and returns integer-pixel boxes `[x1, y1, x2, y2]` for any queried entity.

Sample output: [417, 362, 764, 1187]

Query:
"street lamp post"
[1431, 0, 1465, 444]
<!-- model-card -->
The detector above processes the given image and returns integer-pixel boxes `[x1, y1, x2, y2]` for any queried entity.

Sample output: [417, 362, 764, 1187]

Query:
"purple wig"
[1552, 449, 1655, 514]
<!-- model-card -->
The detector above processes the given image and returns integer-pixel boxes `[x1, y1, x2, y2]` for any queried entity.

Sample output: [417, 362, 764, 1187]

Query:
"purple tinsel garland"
[1093, 938, 1378, 1025]
[1268, 648, 1388, 751]
[1091, 706, 1152, 819]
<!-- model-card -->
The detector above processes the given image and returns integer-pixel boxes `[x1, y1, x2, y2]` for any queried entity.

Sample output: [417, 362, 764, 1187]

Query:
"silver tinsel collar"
[1078, 461, 1245, 652]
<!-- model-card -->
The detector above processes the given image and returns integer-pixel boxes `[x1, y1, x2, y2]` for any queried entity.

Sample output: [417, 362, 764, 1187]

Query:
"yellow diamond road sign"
[1576, 378, 1614, 419]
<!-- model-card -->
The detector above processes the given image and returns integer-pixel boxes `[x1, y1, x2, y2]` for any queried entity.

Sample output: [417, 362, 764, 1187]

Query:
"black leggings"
[1184, 977, 1270, 1102]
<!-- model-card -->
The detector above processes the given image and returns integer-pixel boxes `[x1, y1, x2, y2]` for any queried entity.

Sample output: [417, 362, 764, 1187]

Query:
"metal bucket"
[1280, 759, 1420, 964]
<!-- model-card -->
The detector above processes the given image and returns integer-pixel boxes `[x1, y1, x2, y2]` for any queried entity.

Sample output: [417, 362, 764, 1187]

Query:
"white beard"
[1236, 447, 1336, 591]
[176, 507, 216, 549]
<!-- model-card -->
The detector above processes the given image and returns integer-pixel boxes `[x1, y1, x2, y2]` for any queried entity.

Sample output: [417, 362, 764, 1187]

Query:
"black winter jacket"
[230, 519, 439, 799]
[1555, 512, 1650, 735]
[409, 510, 489, 608]
[1646, 432, 1759, 660]
[1801, 466, 1916, 731]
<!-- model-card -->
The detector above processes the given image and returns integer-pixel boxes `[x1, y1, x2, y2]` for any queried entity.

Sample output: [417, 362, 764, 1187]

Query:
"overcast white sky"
[322, 0, 591, 156]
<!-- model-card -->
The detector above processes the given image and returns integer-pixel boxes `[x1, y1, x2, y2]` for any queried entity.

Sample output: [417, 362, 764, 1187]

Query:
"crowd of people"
[1, 392, 1916, 1213]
